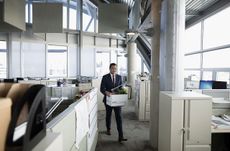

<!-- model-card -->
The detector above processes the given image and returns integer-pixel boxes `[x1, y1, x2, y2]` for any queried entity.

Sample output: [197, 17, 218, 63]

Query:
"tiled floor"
[95, 101, 153, 151]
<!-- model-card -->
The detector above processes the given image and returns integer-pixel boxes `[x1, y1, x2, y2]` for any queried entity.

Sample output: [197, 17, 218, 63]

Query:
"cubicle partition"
[38, 88, 98, 151]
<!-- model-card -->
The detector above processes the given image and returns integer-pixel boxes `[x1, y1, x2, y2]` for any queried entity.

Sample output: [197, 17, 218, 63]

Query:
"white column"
[127, 42, 137, 99]
[150, 0, 185, 149]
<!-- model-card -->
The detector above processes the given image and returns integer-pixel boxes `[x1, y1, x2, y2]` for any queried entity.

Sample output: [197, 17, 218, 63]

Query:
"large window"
[184, 54, 201, 69]
[216, 72, 230, 84]
[185, 23, 201, 53]
[203, 6, 230, 49]
[184, 6, 230, 86]
[117, 54, 127, 76]
[110, 50, 117, 64]
[82, 1, 97, 32]
[143, 63, 149, 73]
[203, 48, 230, 68]
[0, 41, 7, 78]
[96, 52, 110, 77]
[47, 45, 67, 77]
[202, 71, 213, 80]
[69, 0, 77, 30]
[136, 53, 142, 74]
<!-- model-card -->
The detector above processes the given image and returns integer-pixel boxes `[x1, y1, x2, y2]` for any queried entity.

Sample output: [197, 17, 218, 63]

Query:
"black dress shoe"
[106, 130, 111, 135]
[118, 138, 128, 143]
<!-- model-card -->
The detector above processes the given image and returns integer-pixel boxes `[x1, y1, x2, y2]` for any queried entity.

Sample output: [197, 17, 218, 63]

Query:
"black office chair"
[6, 85, 46, 151]
[16, 78, 24, 83]
[3, 79, 15, 83]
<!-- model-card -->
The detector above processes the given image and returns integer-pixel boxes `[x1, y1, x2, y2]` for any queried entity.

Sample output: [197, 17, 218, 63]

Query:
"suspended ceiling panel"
[33, 3, 63, 33]
[98, 3, 128, 33]
[186, 0, 218, 19]
[0, 0, 25, 32]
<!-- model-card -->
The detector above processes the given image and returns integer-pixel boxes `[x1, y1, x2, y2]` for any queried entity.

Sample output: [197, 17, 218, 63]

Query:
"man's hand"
[105, 91, 112, 97]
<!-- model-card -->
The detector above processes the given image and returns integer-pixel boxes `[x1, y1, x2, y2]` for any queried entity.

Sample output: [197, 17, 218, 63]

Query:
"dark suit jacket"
[100, 73, 122, 103]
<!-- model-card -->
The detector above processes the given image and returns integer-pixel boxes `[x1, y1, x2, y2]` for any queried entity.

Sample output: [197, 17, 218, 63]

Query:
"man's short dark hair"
[109, 63, 117, 69]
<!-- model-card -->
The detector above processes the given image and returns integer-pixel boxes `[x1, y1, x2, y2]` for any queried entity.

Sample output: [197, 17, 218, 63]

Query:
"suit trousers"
[104, 102, 123, 139]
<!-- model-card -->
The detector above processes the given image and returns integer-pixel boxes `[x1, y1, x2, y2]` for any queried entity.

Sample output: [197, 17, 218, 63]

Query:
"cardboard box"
[106, 94, 128, 107]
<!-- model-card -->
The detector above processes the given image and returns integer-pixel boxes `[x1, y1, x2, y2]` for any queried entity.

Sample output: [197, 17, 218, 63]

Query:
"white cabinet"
[159, 91, 212, 151]
[135, 80, 150, 121]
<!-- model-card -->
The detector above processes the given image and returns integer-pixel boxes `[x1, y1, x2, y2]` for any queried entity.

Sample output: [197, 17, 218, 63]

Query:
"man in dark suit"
[100, 63, 127, 143]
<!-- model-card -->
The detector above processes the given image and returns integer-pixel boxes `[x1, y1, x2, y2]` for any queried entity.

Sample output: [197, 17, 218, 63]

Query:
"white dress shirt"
[110, 73, 116, 84]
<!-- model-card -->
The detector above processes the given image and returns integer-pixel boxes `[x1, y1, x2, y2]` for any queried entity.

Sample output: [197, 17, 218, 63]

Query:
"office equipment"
[213, 81, 227, 89]
[199, 80, 227, 89]
[159, 91, 212, 151]
[199, 80, 213, 89]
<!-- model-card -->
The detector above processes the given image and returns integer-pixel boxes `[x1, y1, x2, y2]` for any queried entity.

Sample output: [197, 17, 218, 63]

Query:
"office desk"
[211, 131, 230, 151]
[211, 98, 230, 151]
[212, 127, 230, 133]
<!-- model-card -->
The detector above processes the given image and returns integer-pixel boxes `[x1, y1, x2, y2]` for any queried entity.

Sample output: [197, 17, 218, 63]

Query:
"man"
[100, 63, 128, 143]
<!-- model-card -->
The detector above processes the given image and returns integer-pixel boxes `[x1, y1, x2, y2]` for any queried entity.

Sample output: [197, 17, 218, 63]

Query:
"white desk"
[32, 132, 63, 151]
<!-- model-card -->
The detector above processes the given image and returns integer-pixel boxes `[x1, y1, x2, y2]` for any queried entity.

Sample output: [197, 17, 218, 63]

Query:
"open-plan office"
[1, 0, 230, 151]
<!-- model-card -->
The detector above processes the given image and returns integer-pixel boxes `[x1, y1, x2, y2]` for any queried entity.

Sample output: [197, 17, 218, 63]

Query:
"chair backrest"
[0, 83, 13, 98]
[3, 79, 15, 83]
[0, 98, 12, 151]
[6, 85, 46, 151]
[6, 83, 32, 125]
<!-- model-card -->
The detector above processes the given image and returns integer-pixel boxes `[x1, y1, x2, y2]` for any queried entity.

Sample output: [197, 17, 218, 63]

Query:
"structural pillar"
[149, 0, 161, 149]
[127, 42, 137, 99]
[150, 0, 185, 150]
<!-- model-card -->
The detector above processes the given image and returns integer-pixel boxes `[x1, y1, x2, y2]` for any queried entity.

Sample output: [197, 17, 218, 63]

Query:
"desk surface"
[212, 127, 230, 133]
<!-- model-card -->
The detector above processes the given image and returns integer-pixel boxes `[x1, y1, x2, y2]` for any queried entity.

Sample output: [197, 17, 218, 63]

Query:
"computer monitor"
[199, 80, 213, 89]
[212, 81, 227, 89]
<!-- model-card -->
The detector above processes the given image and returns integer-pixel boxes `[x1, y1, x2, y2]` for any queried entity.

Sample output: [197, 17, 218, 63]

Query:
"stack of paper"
[212, 115, 230, 129]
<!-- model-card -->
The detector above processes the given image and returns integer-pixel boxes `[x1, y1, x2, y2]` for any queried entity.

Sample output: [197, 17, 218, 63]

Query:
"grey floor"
[95, 101, 154, 151]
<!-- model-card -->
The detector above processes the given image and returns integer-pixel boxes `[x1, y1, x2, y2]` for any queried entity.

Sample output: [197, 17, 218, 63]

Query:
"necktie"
[112, 75, 115, 87]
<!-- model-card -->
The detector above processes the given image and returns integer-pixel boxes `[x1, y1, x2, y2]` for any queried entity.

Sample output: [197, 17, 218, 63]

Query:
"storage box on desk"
[106, 94, 128, 107]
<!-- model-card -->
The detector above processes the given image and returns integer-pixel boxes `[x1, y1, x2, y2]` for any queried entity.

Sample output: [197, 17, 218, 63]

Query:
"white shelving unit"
[159, 91, 212, 151]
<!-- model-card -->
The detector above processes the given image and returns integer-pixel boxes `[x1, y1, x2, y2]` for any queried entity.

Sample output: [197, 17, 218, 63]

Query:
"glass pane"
[184, 54, 201, 69]
[82, 1, 96, 32]
[25, 3, 29, 23]
[0, 41, 7, 78]
[184, 70, 201, 81]
[203, 48, 230, 68]
[117, 55, 127, 76]
[47, 45, 67, 77]
[202, 71, 212, 80]
[69, 8, 77, 30]
[185, 23, 201, 53]
[69, 0, 77, 30]
[143, 63, 149, 73]
[136, 54, 142, 74]
[0, 41, 7, 49]
[110, 50, 117, 64]
[96, 52, 110, 77]
[63, 6, 67, 29]
[216, 72, 230, 84]
[22, 42, 46, 77]
[30, 3, 33, 23]
[204, 6, 230, 49]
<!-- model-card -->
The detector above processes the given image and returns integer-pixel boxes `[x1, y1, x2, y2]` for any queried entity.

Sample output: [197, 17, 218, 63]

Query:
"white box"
[106, 94, 128, 107]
